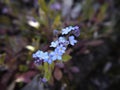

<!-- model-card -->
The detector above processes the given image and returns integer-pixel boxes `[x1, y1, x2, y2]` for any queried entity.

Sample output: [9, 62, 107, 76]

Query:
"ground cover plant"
[0, 0, 120, 90]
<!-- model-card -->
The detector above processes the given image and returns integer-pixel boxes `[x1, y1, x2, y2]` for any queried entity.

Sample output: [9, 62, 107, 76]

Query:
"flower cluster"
[32, 26, 80, 64]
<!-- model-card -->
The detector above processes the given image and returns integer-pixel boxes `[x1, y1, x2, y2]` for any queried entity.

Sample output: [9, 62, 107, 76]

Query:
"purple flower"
[69, 36, 77, 46]
[41, 77, 47, 83]
[50, 2, 61, 11]
[74, 26, 79, 29]
[53, 29, 59, 36]
[72, 26, 80, 37]
[34, 59, 43, 65]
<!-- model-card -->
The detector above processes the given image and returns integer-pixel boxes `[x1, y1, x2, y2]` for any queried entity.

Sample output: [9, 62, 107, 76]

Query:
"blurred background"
[0, 0, 120, 90]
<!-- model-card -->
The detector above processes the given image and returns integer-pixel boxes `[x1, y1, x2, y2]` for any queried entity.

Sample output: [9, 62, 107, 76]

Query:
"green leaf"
[0, 53, 6, 65]
[97, 3, 108, 22]
[62, 54, 72, 62]
[82, 0, 93, 20]
[19, 65, 28, 72]
[44, 62, 48, 72]
[45, 70, 51, 81]
[38, 0, 49, 14]
[43, 62, 52, 81]
[53, 15, 61, 28]
[48, 0, 55, 6]
[0, 16, 11, 26]
[49, 62, 55, 71]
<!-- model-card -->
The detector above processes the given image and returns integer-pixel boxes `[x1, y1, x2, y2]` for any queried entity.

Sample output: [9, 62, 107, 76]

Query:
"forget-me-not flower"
[72, 26, 80, 37]
[61, 26, 75, 35]
[33, 50, 46, 64]
[55, 45, 66, 55]
[61, 27, 71, 35]
[69, 35, 77, 46]
[33, 26, 80, 65]
[44, 52, 53, 64]
[32, 50, 44, 59]
[33, 51, 50, 64]
[58, 36, 67, 43]
[58, 36, 69, 46]
[42, 52, 49, 60]
[50, 40, 59, 48]
[41, 77, 47, 83]
[50, 50, 62, 61]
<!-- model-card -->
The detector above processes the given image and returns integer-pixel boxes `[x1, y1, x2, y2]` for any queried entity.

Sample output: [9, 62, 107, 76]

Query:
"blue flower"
[42, 52, 49, 60]
[33, 26, 80, 65]
[47, 58, 53, 64]
[62, 26, 74, 35]
[69, 36, 77, 46]
[61, 28, 69, 35]
[61, 26, 79, 35]
[33, 50, 50, 64]
[58, 36, 69, 46]
[55, 45, 66, 54]
[44, 52, 54, 64]
[32, 50, 44, 59]
[32, 50, 45, 64]
[50, 50, 62, 61]
[50, 40, 59, 48]
[58, 36, 67, 43]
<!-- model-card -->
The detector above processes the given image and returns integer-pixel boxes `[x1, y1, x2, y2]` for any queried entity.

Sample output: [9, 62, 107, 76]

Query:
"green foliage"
[52, 15, 62, 28]
[0, 53, 6, 65]
[62, 54, 72, 62]
[43, 62, 54, 81]
[0, 0, 112, 88]
[38, 0, 49, 14]
[19, 65, 28, 72]
[82, 0, 93, 20]
[97, 3, 108, 22]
